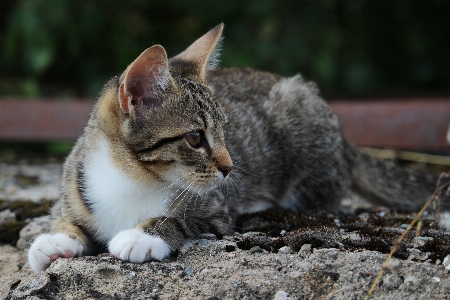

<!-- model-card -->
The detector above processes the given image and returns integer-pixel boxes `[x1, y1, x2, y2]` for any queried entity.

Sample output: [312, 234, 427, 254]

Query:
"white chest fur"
[83, 137, 171, 244]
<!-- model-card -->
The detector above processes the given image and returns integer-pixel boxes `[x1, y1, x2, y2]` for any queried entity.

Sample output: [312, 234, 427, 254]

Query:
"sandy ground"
[1, 162, 450, 299]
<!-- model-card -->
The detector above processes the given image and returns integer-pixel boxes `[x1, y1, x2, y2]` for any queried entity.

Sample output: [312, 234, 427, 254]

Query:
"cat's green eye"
[185, 132, 202, 148]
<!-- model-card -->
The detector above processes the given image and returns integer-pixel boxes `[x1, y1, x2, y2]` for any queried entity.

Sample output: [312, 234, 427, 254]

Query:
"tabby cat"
[28, 24, 448, 273]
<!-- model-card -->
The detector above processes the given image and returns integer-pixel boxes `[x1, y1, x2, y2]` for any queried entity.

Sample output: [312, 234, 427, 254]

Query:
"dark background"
[1, 0, 450, 100]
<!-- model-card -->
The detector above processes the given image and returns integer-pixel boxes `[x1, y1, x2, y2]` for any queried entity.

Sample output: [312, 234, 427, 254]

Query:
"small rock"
[415, 236, 433, 241]
[299, 244, 311, 253]
[185, 266, 194, 276]
[404, 275, 416, 284]
[443, 254, 450, 270]
[249, 246, 264, 254]
[378, 211, 386, 217]
[400, 224, 409, 229]
[358, 212, 369, 221]
[414, 236, 433, 247]
[198, 239, 213, 248]
[432, 277, 441, 283]
[334, 219, 341, 226]
[280, 230, 286, 236]
[242, 232, 263, 238]
[278, 246, 292, 254]
[273, 290, 292, 300]
[0, 209, 16, 225]
[382, 274, 402, 290]
[17, 215, 51, 249]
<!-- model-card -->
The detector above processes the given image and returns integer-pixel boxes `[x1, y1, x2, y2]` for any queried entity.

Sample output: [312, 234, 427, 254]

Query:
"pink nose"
[219, 165, 233, 178]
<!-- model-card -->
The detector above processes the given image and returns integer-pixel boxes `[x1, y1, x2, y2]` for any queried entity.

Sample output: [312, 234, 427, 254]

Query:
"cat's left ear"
[169, 23, 224, 82]
[119, 45, 173, 114]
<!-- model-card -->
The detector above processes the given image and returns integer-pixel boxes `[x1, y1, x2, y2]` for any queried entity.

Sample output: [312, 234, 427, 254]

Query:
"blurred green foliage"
[1, 0, 450, 99]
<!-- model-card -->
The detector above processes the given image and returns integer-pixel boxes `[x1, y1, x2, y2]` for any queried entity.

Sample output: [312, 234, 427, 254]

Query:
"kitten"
[28, 24, 449, 273]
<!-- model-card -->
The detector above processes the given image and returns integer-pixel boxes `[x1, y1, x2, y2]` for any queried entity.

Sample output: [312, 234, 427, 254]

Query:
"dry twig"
[365, 172, 450, 300]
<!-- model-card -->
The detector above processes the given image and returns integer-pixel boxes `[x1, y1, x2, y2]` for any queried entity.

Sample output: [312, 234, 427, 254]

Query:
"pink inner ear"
[119, 83, 129, 113]
[120, 45, 170, 114]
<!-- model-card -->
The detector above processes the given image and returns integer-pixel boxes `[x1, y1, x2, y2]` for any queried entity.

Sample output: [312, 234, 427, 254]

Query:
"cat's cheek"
[108, 228, 171, 263]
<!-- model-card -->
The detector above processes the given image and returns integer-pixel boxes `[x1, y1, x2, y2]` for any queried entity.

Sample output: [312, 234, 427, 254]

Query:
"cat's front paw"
[28, 233, 84, 273]
[108, 229, 171, 263]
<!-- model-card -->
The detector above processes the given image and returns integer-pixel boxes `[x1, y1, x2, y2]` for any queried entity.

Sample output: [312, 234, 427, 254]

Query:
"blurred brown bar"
[329, 99, 450, 151]
[0, 98, 449, 151]
[0, 99, 93, 141]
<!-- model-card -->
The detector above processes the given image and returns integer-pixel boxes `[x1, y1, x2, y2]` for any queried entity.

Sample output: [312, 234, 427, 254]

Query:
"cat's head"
[108, 24, 232, 193]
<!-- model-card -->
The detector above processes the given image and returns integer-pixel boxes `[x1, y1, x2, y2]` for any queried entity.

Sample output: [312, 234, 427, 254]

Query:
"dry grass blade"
[365, 172, 450, 300]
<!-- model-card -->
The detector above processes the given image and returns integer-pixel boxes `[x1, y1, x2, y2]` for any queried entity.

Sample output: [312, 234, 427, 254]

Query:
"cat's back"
[208, 67, 282, 105]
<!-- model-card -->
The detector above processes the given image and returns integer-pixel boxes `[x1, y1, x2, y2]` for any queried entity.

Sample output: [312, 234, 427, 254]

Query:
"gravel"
[1, 162, 450, 299]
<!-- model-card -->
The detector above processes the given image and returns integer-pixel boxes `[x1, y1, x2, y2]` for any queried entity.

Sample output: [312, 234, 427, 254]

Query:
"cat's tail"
[345, 142, 443, 212]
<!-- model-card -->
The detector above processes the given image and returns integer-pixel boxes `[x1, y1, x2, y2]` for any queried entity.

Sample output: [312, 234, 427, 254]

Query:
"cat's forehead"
[170, 75, 226, 125]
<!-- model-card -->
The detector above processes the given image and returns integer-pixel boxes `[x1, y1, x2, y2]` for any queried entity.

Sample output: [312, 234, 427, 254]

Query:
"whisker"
[182, 184, 201, 220]
[233, 165, 260, 178]
[229, 173, 246, 198]
[227, 177, 240, 205]
[157, 180, 196, 228]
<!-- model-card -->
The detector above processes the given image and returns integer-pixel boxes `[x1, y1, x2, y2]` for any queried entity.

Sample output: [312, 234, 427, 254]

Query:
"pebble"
[414, 236, 433, 247]
[443, 254, 450, 270]
[278, 246, 292, 254]
[199, 239, 213, 248]
[273, 290, 292, 300]
[249, 246, 264, 254]
[0, 209, 16, 225]
[185, 266, 194, 276]
[404, 275, 416, 283]
[400, 224, 409, 229]
[358, 212, 369, 221]
[432, 277, 441, 283]
[299, 244, 311, 253]
[280, 230, 286, 236]
[242, 232, 263, 237]
[414, 236, 433, 241]
[16, 215, 52, 249]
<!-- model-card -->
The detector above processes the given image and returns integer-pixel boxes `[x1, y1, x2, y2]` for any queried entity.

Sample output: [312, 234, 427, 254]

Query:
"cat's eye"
[185, 132, 202, 148]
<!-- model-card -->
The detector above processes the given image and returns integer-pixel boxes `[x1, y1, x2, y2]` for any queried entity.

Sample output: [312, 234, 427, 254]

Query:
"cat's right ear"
[119, 45, 172, 114]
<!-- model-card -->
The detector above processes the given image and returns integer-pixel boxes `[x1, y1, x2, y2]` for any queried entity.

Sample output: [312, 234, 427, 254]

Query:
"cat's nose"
[219, 165, 233, 178]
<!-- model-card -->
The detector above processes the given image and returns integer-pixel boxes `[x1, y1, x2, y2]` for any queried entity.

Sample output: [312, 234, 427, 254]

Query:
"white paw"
[108, 229, 171, 263]
[440, 211, 450, 231]
[28, 233, 84, 273]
